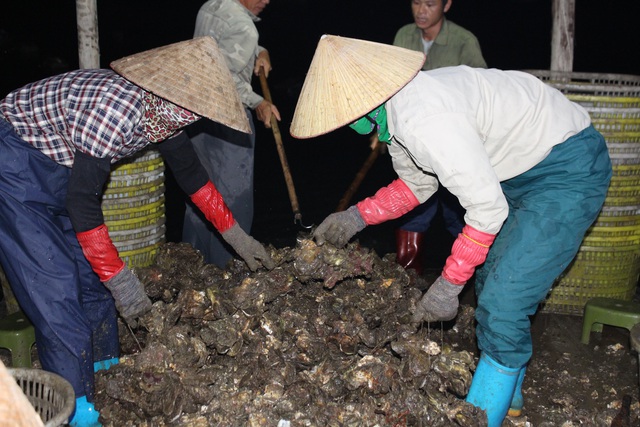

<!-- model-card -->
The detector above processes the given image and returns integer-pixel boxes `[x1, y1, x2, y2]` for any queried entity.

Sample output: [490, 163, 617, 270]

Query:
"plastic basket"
[113, 228, 165, 252]
[103, 183, 165, 201]
[524, 70, 640, 97]
[120, 241, 164, 267]
[109, 217, 166, 240]
[8, 368, 75, 427]
[105, 168, 165, 189]
[100, 188, 164, 212]
[526, 71, 640, 315]
[544, 245, 640, 315]
[598, 205, 640, 217]
[591, 118, 640, 134]
[102, 148, 166, 269]
[566, 94, 640, 109]
[111, 147, 162, 166]
[104, 211, 165, 233]
[109, 152, 164, 177]
[604, 134, 640, 144]
[102, 199, 165, 221]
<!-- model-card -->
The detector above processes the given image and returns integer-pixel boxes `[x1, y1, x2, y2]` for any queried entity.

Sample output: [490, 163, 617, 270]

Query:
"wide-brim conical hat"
[290, 35, 425, 139]
[111, 37, 250, 134]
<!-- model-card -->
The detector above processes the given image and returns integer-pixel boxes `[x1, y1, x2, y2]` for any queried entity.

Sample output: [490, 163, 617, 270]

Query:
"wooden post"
[76, 0, 100, 69]
[550, 0, 575, 72]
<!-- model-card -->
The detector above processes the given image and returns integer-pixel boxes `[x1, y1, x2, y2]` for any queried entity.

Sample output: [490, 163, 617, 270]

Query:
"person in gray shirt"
[184, 0, 280, 267]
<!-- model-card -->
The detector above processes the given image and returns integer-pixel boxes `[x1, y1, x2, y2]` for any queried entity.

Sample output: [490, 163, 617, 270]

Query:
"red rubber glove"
[442, 225, 496, 285]
[76, 224, 125, 281]
[77, 224, 151, 326]
[356, 179, 420, 225]
[189, 181, 235, 233]
[191, 181, 274, 270]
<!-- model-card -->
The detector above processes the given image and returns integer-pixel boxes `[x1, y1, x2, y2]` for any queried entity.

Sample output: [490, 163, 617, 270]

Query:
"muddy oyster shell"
[94, 241, 504, 426]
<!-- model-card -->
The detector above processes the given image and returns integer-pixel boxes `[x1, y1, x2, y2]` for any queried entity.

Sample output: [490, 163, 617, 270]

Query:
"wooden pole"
[76, 0, 100, 69]
[550, 0, 575, 72]
[335, 137, 383, 212]
[258, 70, 309, 227]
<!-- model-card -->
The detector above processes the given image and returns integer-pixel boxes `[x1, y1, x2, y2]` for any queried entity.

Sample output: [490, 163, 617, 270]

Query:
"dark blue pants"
[183, 108, 255, 267]
[399, 185, 465, 235]
[0, 120, 119, 401]
[474, 126, 611, 368]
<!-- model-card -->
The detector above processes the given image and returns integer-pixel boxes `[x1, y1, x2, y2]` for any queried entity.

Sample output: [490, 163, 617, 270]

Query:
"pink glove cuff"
[442, 225, 496, 285]
[356, 179, 420, 225]
[190, 181, 235, 233]
[461, 225, 496, 247]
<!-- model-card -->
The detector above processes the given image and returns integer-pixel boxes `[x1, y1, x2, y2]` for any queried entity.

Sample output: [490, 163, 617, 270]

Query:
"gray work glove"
[412, 275, 464, 323]
[313, 206, 367, 247]
[221, 223, 275, 271]
[104, 266, 152, 328]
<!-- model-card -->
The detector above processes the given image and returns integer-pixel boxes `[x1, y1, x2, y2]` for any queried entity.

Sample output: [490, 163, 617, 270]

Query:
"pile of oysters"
[94, 238, 485, 426]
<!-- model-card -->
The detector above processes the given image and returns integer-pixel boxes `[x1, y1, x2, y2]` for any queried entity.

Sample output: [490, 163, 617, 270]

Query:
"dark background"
[2, 0, 639, 259]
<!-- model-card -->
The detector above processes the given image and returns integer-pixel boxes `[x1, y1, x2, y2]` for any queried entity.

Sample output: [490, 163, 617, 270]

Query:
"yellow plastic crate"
[526, 71, 640, 315]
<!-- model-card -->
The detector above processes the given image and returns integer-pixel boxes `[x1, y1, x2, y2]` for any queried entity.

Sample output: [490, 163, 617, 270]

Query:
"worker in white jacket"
[290, 35, 611, 427]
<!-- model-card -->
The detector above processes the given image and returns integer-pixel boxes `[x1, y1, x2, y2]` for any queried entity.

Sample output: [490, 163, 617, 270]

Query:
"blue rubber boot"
[69, 396, 101, 427]
[508, 366, 526, 417]
[466, 353, 521, 427]
[93, 357, 119, 372]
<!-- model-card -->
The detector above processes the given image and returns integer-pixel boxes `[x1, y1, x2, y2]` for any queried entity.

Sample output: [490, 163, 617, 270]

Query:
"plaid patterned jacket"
[0, 69, 150, 167]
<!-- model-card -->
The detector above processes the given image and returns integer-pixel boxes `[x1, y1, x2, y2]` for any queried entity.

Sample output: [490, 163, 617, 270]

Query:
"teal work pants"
[474, 125, 612, 368]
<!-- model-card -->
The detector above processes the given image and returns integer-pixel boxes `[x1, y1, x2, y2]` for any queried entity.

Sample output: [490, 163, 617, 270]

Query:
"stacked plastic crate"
[528, 70, 640, 314]
[101, 148, 166, 268]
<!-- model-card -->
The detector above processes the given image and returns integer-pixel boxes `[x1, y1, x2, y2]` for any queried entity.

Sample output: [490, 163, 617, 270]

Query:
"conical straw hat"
[111, 37, 250, 134]
[290, 35, 425, 139]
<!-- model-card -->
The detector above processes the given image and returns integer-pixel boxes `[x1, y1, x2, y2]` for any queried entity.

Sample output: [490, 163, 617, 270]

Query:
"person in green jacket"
[392, 0, 488, 277]
[394, 0, 486, 71]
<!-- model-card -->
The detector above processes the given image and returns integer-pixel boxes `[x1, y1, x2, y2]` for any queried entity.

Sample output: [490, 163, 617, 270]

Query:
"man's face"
[411, 0, 449, 33]
[239, 0, 270, 16]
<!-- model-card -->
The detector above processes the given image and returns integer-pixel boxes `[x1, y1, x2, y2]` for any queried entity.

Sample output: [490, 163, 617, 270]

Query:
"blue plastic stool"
[0, 311, 36, 367]
[581, 297, 640, 345]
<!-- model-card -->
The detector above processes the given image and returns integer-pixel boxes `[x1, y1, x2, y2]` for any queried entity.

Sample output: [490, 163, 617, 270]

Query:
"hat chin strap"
[374, 106, 391, 143]
[349, 105, 391, 143]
